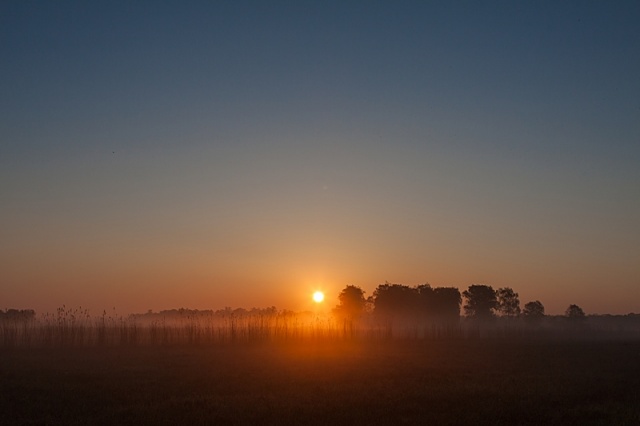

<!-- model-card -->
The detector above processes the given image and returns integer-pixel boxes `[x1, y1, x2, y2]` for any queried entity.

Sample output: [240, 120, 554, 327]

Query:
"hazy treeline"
[130, 306, 281, 324]
[333, 282, 640, 338]
[0, 309, 36, 321]
[2, 282, 639, 347]
[333, 282, 573, 324]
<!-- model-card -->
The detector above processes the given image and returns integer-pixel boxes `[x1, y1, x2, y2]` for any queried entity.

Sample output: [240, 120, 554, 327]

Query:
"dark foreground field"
[1, 338, 639, 425]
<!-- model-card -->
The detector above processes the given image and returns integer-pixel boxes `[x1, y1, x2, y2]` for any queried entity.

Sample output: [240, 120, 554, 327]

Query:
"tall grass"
[1, 307, 350, 347]
[2, 306, 638, 348]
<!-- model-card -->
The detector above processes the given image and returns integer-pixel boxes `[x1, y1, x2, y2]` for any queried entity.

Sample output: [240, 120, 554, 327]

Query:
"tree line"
[0, 309, 35, 321]
[333, 282, 586, 326]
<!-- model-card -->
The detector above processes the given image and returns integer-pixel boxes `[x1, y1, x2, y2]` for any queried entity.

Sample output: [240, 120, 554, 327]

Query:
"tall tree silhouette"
[463, 284, 497, 320]
[522, 300, 545, 321]
[417, 284, 461, 324]
[333, 285, 366, 322]
[433, 287, 462, 323]
[496, 287, 521, 317]
[373, 282, 420, 323]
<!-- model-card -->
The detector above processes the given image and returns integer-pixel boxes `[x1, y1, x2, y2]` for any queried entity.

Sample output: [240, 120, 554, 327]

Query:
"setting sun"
[312, 291, 325, 303]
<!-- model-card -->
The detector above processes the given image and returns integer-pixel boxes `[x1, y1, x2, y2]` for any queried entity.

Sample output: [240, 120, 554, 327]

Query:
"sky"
[2, 1, 639, 315]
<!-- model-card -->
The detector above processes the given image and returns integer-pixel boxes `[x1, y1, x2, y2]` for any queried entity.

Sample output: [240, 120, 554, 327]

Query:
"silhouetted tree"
[417, 284, 436, 321]
[430, 286, 462, 324]
[565, 304, 585, 319]
[463, 284, 497, 320]
[496, 287, 521, 317]
[373, 282, 420, 323]
[372, 283, 460, 331]
[522, 300, 545, 321]
[364, 296, 375, 314]
[334, 285, 366, 322]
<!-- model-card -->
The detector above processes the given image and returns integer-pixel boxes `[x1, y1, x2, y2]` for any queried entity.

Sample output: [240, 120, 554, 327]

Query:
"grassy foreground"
[1, 338, 639, 425]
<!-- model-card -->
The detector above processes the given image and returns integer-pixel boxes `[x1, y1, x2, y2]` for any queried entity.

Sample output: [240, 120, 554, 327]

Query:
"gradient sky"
[2, 1, 639, 315]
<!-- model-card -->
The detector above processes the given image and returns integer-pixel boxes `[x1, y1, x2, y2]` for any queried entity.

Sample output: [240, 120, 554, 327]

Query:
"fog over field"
[2, 1, 639, 315]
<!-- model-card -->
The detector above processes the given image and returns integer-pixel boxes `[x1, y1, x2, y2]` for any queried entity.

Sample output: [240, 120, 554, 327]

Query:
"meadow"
[1, 311, 639, 425]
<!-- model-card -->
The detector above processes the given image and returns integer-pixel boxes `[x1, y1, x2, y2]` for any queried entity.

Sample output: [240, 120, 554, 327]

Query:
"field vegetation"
[1, 304, 640, 425]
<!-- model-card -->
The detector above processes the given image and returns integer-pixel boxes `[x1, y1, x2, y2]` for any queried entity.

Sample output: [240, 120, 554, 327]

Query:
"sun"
[312, 291, 325, 303]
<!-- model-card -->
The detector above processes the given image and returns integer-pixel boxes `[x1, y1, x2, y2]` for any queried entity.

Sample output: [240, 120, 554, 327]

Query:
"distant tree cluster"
[333, 282, 587, 327]
[333, 282, 461, 330]
[373, 283, 461, 326]
[0, 309, 35, 321]
[130, 306, 279, 323]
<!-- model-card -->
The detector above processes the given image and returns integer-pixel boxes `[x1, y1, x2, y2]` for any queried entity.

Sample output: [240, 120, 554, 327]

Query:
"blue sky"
[1, 1, 639, 314]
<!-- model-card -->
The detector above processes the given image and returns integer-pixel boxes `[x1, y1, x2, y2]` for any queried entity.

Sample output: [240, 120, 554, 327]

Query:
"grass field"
[1, 337, 639, 425]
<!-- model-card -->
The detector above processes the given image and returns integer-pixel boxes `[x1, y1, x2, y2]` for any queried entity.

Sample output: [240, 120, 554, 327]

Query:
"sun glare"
[312, 291, 325, 303]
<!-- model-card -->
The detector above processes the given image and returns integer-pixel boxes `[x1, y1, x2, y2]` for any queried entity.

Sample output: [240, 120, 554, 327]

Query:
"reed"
[2, 306, 638, 348]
